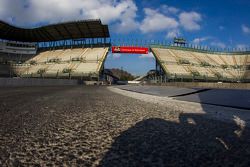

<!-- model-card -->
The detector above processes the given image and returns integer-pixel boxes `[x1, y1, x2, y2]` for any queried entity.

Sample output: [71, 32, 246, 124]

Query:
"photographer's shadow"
[99, 114, 249, 167]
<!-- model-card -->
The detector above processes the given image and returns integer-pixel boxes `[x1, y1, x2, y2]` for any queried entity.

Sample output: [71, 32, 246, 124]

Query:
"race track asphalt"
[116, 85, 250, 109]
[0, 86, 250, 167]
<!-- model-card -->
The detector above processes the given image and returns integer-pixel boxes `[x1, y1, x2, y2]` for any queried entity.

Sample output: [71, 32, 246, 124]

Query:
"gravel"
[0, 86, 250, 167]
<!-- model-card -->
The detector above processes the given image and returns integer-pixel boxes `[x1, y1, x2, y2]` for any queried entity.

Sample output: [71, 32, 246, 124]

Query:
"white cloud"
[167, 7, 180, 14]
[112, 17, 139, 34]
[139, 52, 155, 59]
[160, 5, 179, 14]
[210, 41, 226, 49]
[179, 11, 202, 31]
[166, 29, 180, 39]
[0, 0, 138, 33]
[192, 37, 211, 44]
[0, 1, 204, 35]
[139, 7, 202, 36]
[111, 0, 139, 33]
[140, 8, 179, 33]
[242, 24, 250, 34]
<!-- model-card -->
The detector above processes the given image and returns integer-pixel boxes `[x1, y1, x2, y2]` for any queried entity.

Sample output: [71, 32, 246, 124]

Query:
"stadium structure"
[0, 19, 110, 81]
[151, 44, 250, 82]
[0, 19, 250, 83]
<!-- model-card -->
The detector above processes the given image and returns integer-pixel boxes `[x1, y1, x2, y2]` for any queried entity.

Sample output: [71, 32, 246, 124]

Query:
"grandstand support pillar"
[155, 59, 158, 76]
[160, 65, 163, 76]
[104, 38, 106, 47]
[63, 40, 66, 49]
[69, 72, 71, 80]
[91, 39, 94, 48]
[221, 72, 224, 82]
[155, 59, 157, 71]
[9, 69, 11, 78]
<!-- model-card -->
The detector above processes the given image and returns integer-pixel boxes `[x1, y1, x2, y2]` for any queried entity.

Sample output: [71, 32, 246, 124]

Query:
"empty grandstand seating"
[164, 64, 190, 76]
[60, 48, 86, 61]
[171, 49, 200, 64]
[72, 63, 99, 75]
[0, 52, 36, 77]
[0, 52, 34, 63]
[151, 46, 250, 82]
[30, 50, 64, 63]
[234, 55, 246, 66]
[13, 47, 109, 78]
[153, 48, 177, 63]
[84, 48, 108, 62]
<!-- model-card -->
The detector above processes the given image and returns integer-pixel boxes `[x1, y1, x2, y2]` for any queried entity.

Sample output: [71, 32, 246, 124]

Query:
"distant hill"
[109, 68, 135, 81]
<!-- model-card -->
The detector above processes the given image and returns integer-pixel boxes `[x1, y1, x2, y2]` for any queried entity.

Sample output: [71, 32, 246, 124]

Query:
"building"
[0, 19, 110, 81]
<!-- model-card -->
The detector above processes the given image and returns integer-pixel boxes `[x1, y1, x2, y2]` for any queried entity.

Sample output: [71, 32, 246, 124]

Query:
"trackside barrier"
[0, 78, 79, 87]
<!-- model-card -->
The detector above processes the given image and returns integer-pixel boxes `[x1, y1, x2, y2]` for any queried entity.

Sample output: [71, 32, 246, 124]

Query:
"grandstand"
[151, 45, 250, 82]
[14, 47, 109, 78]
[0, 19, 110, 80]
[0, 18, 250, 83]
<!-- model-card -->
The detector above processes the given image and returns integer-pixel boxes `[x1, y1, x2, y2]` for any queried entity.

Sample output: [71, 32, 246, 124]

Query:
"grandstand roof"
[0, 19, 110, 42]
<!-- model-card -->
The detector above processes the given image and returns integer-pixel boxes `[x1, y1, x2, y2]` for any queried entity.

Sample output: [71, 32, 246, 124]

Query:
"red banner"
[112, 46, 149, 54]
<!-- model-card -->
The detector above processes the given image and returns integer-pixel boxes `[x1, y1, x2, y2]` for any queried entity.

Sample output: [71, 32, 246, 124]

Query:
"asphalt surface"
[116, 85, 250, 110]
[175, 89, 250, 110]
[1, 86, 250, 166]
[116, 85, 202, 97]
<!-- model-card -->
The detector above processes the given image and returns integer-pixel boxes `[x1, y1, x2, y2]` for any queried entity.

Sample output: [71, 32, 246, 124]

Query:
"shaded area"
[175, 89, 250, 110]
[104, 85, 250, 166]
[100, 116, 250, 167]
[116, 85, 250, 110]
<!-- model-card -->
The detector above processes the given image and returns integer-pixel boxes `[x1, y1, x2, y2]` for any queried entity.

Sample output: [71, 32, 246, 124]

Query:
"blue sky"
[0, 0, 250, 75]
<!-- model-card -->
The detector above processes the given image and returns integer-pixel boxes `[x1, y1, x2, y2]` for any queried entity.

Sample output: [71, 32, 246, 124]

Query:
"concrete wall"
[128, 81, 141, 84]
[149, 82, 250, 90]
[0, 78, 79, 87]
[83, 81, 104, 85]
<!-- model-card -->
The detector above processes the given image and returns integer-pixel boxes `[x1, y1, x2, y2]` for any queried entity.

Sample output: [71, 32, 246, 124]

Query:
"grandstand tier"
[0, 19, 111, 80]
[151, 46, 250, 82]
[12, 47, 109, 78]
